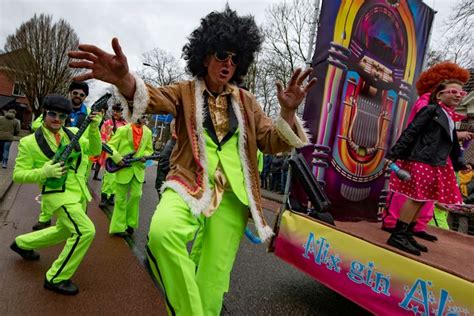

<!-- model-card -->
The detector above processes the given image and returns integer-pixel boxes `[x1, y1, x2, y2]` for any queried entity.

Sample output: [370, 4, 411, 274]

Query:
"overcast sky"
[0, 0, 457, 101]
[0, 0, 456, 69]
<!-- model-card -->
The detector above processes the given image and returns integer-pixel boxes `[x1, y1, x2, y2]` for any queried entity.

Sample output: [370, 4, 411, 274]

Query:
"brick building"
[0, 50, 34, 130]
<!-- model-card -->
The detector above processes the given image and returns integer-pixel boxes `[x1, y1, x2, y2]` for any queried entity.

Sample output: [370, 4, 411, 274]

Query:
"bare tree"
[138, 48, 185, 86]
[450, 0, 474, 27]
[249, 0, 317, 117]
[446, 0, 474, 67]
[427, 0, 474, 68]
[424, 48, 447, 69]
[2, 14, 80, 116]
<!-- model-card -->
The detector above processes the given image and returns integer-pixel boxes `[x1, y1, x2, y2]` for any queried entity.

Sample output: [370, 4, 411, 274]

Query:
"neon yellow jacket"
[107, 123, 154, 184]
[13, 124, 101, 211]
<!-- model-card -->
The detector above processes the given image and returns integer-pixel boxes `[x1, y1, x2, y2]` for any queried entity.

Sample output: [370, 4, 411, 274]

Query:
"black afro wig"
[182, 6, 263, 84]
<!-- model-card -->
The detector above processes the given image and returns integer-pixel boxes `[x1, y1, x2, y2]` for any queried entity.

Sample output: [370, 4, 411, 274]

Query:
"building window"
[12, 82, 25, 96]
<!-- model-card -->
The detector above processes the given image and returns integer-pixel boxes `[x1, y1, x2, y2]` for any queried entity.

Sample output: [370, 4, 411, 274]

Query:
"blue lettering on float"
[347, 261, 365, 284]
[399, 279, 462, 315]
[347, 261, 390, 296]
[302, 233, 341, 273]
[302, 232, 316, 260]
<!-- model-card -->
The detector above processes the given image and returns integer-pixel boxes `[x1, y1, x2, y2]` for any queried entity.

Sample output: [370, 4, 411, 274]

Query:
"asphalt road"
[88, 165, 370, 315]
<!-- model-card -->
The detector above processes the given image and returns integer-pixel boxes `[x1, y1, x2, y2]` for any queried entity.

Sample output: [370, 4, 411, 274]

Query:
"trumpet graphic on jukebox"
[308, 0, 422, 221]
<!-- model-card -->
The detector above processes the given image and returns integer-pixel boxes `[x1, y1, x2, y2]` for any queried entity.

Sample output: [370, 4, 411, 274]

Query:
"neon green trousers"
[109, 176, 142, 234]
[146, 189, 248, 316]
[101, 170, 116, 198]
[16, 201, 95, 283]
[37, 195, 87, 223]
[429, 207, 450, 229]
[38, 200, 52, 223]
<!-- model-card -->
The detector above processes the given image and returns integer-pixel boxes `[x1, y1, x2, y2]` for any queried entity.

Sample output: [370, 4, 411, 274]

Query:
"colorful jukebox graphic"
[303, 0, 434, 221]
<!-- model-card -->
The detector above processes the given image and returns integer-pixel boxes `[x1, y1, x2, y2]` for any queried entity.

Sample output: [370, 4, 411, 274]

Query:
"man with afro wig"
[69, 6, 316, 315]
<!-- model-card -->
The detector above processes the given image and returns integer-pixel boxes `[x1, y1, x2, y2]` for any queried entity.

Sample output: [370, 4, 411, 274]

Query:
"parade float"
[270, 0, 474, 314]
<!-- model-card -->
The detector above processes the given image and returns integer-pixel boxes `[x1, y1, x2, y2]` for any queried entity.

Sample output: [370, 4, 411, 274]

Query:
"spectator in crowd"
[280, 153, 289, 194]
[155, 120, 176, 198]
[459, 163, 474, 203]
[0, 109, 20, 168]
[271, 153, 284, 192]
[261, 154, 272, 189]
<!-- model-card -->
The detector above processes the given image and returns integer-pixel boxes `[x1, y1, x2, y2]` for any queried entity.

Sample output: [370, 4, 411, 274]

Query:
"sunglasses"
[214, 51, 239, 66]
[72, 91, 86, 98]
[46, 111, 68, 120]
[440, 88, 467, 97]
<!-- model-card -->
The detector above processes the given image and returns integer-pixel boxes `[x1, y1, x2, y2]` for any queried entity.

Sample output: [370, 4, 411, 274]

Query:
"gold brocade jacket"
[116, 75, 310, 242]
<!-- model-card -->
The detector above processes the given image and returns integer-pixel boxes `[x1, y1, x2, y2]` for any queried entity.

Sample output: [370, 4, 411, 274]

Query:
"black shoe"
[10, 241, 40, 260]
[99, 193, 108, 209]
[32, 220, 52, 231]
[113, 232, 128, 238]
[387, 220, 421, 256]
[44, 279, 79, 295]
[412, 230, 438, 242]
[407, 223, 428, 252]
[126, 226, 134, 235]
[107, 194, 115, 206]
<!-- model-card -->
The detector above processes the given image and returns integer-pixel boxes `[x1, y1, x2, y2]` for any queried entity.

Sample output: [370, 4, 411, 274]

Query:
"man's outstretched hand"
[276, 68, 317, 126]
[68, 38, 136, 99]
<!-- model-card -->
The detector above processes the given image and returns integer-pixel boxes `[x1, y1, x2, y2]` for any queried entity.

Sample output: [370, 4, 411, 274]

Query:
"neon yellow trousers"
[101, 170, 116, 198]
[146, 189, 248, 316]
[109, 177, 142, 234]
[38, 195, 87, 223]
[16, 201, 95, 283]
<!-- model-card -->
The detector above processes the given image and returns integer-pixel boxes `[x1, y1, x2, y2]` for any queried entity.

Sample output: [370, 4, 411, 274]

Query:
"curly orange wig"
[416, 62, 470, 96]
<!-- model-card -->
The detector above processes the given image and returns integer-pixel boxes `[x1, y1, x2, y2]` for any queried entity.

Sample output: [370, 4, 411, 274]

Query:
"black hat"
[112, 103, 123, 111]
[68, 81, 89, 95]
[42, 94, 73, 114]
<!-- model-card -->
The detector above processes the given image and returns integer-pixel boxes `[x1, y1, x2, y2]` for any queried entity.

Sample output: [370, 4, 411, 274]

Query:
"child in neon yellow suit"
[10, 94, 102, 295]
[69, 7, 316, 315]
[107, 117, 154, 236]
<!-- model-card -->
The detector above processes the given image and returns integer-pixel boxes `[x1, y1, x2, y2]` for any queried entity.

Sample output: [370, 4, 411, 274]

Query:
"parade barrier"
[274, 211, 473, 315]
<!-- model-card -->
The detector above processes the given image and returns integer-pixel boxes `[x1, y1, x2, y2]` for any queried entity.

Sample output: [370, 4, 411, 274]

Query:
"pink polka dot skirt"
[389, 160, 462, 204]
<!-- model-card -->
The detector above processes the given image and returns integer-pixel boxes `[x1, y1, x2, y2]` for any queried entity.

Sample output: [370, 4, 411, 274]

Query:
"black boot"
[32, 220, 52, 231]
[387, 220, 421, 256]
[412, 230, 438, 242]
[99, 193, 108, 209]
[44, 279, 79, 295]
[381, 225, 394, 233]
[107, 194, 115, 206]
[407, 223, 428, 252]
[10, 241, 40, 260]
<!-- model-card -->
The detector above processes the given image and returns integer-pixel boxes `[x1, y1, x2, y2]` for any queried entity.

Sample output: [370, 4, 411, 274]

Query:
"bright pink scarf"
[439, 101, 465, 122]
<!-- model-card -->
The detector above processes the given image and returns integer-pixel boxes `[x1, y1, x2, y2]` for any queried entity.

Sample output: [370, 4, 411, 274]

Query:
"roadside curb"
[0, 142, 17, 202]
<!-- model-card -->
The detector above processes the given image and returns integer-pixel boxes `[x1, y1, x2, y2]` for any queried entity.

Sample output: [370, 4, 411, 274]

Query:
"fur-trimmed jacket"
[116, 76, 310, 241]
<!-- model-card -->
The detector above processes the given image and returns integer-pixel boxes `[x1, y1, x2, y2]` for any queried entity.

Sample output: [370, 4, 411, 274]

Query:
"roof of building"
[0, 95, 16, 109]
[465, 68, 474, 93]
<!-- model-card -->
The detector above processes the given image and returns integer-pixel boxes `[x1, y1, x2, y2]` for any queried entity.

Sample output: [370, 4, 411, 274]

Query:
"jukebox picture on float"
[303, 0, 435, 221]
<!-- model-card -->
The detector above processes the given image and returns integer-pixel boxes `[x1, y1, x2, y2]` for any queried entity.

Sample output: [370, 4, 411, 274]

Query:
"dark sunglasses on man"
[46, 110, 68, 120]
[72, 91, 86, 98]
[214, 50, 239, 66]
